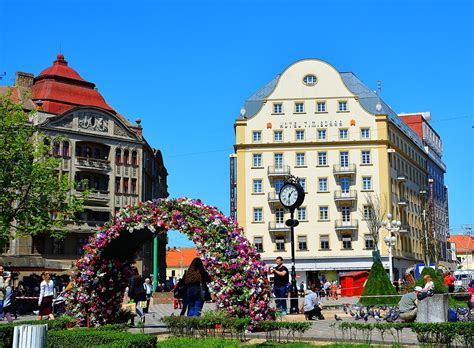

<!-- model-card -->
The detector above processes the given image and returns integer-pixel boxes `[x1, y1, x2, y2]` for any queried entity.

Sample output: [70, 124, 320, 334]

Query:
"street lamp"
[383, 213, 401, 282]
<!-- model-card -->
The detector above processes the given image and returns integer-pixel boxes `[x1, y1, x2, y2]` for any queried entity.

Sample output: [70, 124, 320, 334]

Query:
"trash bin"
[12, 324, 48, 348]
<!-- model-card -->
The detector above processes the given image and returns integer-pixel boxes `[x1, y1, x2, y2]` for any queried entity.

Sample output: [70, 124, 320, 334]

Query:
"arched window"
[131, 151, 138, 166]
[124, 150, 130, 165]
[115, 148, 122, 165]
[53, 141, 61, 156]
[62, 141, 70, 157]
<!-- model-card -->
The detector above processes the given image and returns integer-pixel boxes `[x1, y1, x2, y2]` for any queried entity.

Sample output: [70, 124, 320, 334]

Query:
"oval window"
[303, 74, 317, 86]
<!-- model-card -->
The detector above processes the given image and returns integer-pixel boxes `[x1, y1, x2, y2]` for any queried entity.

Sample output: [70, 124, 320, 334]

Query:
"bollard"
[12, 324, 48, 348]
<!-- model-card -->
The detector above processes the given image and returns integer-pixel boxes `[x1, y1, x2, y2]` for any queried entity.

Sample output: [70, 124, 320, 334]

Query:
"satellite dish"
[376, 102, 382, 112]
[240, 107, 246, 117]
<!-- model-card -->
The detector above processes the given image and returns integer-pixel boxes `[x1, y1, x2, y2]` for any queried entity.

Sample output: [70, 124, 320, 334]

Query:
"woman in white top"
[38, 272, 55, 320]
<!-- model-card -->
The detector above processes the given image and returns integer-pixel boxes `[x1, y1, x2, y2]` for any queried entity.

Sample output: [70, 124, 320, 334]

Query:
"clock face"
[279, 184, 299, 207]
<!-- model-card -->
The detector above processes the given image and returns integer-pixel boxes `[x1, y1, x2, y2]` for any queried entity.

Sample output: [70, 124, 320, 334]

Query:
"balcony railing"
[267, 191, 281, 203]
[267, 165, 291, 177]
[334, 190, 357, 202]
[268, 221, 290, 232]
[397, 196, 408, 206]
[75, 190, 110, 203]
[333, 164, 356, 175]
[397, 172, 407, 182]
[335, 219, 359, 230]
[399, 224, 410, 233]
[75, 157, 111, 172]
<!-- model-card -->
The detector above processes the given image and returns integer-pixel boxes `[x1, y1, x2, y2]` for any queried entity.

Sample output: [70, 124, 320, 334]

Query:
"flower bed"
[66, 198, 275, 326]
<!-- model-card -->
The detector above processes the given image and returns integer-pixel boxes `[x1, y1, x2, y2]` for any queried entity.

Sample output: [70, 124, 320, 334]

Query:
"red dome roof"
[32, 54, 115, 114]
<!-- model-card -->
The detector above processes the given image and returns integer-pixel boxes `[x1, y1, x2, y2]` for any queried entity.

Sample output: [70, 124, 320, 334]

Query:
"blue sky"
[1, 0, 472, 247]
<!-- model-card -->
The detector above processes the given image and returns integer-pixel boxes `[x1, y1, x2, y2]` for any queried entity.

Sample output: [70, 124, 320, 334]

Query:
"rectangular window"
[341, 177, 350, 193]
[296, 153, 305, 166]
[298, 178, 306, 192]
[318, 151, 327, 166]
[252, 131, 262, 142]
[274, 131, 283, 142]
[342, 236, 352, 249]
[274, 153, 283, 169]
[273, 103, 283, 114]
[115, 177, 121, 193]
[362, 176, 372, 190]
[340, 151, 349, 167]
[365, 234, 374, 249]
[296, 130, 305, 141]
[253, 208, 263, 222]
[318, 129, 327, 140]
[362, 150, 371, 164]
[319, 206, 329, 220]
[363, 205, 372, 219]
[338, 101, 348, 111]
[318, 178, 328, 192]
[341, 206, 350, 222]
[253, 154, 262, 167]
[298, 207, 307, 221]
[274, 179, 284, 193]
[131, 178, 137, 194]
[275, 208, 284, 224]
[123, 178, 129, 194]
[295, 102, 304, 113]
[52, 238, 64, 255]
[298, 236, 307, 250]
[253, 179, 262, 193]
[317, 101, 326, 112]
[276, 237, 285, 251]
[339, 129, 349, 140]
[254, 237, 263, 252]
[320, 235, 330, 250]
[361, 128, 370, 139]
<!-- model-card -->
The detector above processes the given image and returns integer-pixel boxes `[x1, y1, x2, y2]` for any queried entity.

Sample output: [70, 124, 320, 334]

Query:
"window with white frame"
[275, 179, 284, 193]
[298, 178, 306, 192]
[254, 237, 263, 252]
[274, 130, 283, 142]
[363, 205, 373, 219]
[275, 237, 285, 251]
[317, 101, 326, 112]
[318, 178, 328, 192]
[273, 103, 283, 114]
[298, 207, 307, 221]
[339, 129, 348, 140]
[296, 130, 305, 141]
[362, 177, 372, 190]
[319, 206, 329, 220]
[252, 131, 262, 142]
[320, 235, 330, 250]
[340, 151, 349, 167]
[342, 236, 352, 249]
[253, 208, 263, 222]
[253, 154, 262, 167]
[275, 208, 285, 224]
[361, 128, 370, 139]
[318, 129, 327, 140]
[274, 153, 283, 169]
[318, 151, 327, 166]
[303, 74, 317, 86]
[362, 150, 371, 164]
[253, 179, 262, 193]
[295, 102, 304, 113]
[365, 234, 374, 249]
[298, 236, 307, 250]
[338, 101, 348, 111]
[296, 153, 306, 166]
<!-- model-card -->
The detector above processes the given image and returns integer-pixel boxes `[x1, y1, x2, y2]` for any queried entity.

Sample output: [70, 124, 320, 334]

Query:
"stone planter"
[416, 294, 448, 323]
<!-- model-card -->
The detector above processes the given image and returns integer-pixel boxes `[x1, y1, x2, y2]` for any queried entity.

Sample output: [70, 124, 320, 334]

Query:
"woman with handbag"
[184, 258, 211, 317]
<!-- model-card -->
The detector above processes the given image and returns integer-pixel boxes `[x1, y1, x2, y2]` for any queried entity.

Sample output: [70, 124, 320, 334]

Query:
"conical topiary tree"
[359, 261, 399, 305]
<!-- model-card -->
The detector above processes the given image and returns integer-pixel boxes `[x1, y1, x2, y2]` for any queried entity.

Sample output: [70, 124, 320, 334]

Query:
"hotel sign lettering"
[279, 120, 344, 129]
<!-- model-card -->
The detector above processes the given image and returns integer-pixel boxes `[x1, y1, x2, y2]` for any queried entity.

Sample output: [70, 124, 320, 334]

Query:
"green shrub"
[415, 267, 447, 293]
[359, 261, 399, 305]
[48, 329, 156, 348]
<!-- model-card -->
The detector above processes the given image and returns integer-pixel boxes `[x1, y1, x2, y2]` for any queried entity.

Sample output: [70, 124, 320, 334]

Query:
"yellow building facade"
[233, 59, 437, 283]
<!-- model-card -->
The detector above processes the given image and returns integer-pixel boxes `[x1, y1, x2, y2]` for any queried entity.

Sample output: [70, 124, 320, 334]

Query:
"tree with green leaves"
[0, 94, 87, 247]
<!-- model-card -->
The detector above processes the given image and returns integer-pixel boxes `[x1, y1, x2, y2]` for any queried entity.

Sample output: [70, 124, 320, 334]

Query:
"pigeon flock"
[340, 304, 400, 322]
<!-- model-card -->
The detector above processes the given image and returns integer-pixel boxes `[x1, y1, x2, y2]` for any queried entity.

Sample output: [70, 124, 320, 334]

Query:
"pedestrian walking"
[2, 285, 14, 323]
[330, 281, 338, 300]
[0, 265, 11, 321]
[38, 272, 55, 320]
[184, 258, 211, 317]
[269, 256, 289, 315]
[143, 278, 153, 314]
[128, 267, 146, 325]
[177, 274, 188, 316]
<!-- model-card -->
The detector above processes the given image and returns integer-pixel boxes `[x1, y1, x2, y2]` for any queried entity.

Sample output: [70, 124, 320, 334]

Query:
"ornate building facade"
[232, 59, 450, 283]
[1, 55, 168, 278]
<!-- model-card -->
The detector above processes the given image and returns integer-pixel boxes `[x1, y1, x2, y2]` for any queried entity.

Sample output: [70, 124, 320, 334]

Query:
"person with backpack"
[184, 258, 211, 317]
[128, 267, 146, 325]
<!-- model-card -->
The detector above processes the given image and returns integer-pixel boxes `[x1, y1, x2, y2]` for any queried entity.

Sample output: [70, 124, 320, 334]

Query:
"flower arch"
[66, 198, 275, 325]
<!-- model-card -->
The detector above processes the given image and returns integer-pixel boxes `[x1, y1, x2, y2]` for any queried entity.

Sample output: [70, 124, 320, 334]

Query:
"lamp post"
[383, 213, 401, 283]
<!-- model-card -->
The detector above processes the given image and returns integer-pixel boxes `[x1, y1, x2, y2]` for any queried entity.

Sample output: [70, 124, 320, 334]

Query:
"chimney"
[15, 72, 34, 89]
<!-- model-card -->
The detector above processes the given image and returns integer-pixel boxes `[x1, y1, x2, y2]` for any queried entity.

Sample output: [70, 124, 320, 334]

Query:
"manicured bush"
[415, 267, 447, 294]
[359, 261, 399, 305]
[48, 329, 156, 348]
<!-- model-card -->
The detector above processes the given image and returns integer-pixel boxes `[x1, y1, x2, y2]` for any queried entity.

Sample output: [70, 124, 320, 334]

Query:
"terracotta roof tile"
[166, 248, 198, 268]
[449, 235, 474, 253]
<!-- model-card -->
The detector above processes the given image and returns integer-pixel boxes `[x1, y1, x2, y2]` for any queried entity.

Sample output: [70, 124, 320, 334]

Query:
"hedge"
[48, 329, 156, 348]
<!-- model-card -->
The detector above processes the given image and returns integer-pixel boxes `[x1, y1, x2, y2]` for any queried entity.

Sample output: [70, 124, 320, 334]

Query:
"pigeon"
[374, 314, 381, 322]
[343, 304, 349, 314]
[391, 312, 399, 321]
[363, 313, 369, 321]
[381, 305, 387, 311]
[349, 310, 355, 317]
[335, 314, 343, 321]
[354, 313, 361, 320]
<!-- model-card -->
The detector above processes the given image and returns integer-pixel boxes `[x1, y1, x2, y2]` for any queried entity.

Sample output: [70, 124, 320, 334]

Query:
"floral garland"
[66, 198, 275, 326]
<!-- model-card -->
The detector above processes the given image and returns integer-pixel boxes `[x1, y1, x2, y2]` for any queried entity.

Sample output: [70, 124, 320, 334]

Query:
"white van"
[453, 270, 474, 291]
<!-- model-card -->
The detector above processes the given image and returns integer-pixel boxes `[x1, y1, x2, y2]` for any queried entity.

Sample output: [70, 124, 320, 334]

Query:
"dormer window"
[303, 74, 317, 86]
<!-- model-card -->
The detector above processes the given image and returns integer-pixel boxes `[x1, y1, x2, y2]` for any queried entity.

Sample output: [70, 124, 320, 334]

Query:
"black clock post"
[279, 175, 305, 314]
